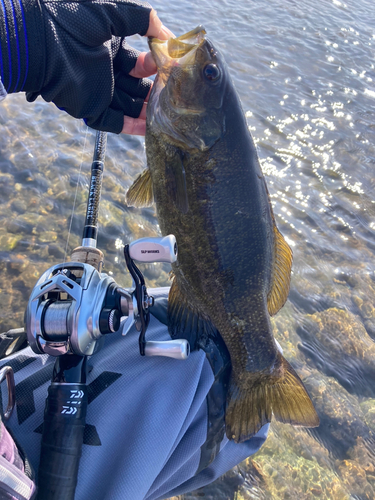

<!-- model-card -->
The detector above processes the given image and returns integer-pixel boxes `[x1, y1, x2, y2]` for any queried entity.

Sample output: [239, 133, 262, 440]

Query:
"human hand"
[122, 9, 174, 136]
[1, 0, 174, 134]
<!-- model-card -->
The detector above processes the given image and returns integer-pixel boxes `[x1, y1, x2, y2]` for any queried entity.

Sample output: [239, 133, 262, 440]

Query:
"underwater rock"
[124, 211, 160, 241]
[5, 216, 35, 236]
[10, 199, 27, 214]
[48, 244, 65, 259]
[288, 277, 341, 315]
[251, 420, 350, 500]
[102, 174, 122, 195]
[347, 273, 375, 341]
[343, 436, 375, 498]
[336, 457, 374, 500]
[360, 399, 375, 435]
[297, 308, 375, 397]
[0, 172, 15, 200]
[302, 372, 374, 461]
[38, 231, 58, 243]
[174, 461, 269, 500]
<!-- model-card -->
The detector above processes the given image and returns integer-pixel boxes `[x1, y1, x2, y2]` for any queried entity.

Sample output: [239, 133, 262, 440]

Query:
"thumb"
[146, 9, 175, 39]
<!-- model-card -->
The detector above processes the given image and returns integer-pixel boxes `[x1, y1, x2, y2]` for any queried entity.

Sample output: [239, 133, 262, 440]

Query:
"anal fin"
[267, 226, 293, 316]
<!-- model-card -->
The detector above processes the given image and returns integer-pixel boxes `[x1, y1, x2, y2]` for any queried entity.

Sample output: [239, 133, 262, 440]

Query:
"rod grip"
[37, 383, 87, 500]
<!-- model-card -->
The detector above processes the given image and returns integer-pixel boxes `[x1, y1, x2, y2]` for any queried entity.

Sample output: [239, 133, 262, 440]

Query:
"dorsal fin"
[125, 168, 153, 208]
[267, 226, 293, 316]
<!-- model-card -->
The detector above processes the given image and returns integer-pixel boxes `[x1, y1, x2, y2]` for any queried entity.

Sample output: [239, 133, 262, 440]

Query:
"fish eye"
[204, 64, 221, 82]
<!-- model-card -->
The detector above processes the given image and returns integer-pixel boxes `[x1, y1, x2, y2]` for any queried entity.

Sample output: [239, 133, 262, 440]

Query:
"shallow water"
[1, 0, 375, 498]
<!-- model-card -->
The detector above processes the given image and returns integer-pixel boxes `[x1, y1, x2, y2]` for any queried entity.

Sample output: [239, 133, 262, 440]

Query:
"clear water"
[1, 0, 375, 498]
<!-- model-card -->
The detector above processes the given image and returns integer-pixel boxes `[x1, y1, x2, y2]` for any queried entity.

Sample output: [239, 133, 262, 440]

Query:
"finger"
[146, 9, 175, 39]
[114, 40, 141, 75]
[83, 85, 151, 134]
[115, 74, 151, 100]
[84, 107, 124, 134]
[144, 86, 152, 103]
[129, 89, 150, 122]
[80, 2, 152, 44]
[129, 52, 157, 78]
[111, 89, 144, 117]
[138, 87, 152, 119]
[122, 116, 146, 136]
[124, 89, 151, 128]
[138, 99, 148, 120]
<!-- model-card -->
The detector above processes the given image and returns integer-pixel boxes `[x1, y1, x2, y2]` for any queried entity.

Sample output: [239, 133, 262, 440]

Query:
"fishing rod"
[25, 131, 189, 500]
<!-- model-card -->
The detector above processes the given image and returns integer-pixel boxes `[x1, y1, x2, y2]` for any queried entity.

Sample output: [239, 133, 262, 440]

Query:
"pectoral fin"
[267, 226, 293, 316]
[125, 168, 153, 208]
[168, 276, 216, 350]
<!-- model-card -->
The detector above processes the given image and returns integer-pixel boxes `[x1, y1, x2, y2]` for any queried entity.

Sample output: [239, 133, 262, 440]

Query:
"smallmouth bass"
[126, 27, 319, 442]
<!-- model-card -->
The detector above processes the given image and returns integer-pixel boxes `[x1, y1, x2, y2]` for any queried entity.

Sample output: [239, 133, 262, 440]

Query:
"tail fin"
[225, 354, 319, 443]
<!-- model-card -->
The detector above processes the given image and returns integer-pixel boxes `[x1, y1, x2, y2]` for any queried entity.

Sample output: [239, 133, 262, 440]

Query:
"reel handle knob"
[128, 235, 177, 263]
[144, 340, 190, 360]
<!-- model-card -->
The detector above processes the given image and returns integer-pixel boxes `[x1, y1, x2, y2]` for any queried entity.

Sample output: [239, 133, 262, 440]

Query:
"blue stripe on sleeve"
[0, 1, 5, 82]
[0, 41, 3, 85]
[18, 0, 28, 90]
[9, 0, 21, 91]
[0, 0, 12, 92]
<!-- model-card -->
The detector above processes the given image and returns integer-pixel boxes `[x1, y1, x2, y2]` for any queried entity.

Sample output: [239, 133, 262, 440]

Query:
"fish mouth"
[147, 26, 221, 150]
[148, 25, 207, 80]
[148, 26, 208, 117]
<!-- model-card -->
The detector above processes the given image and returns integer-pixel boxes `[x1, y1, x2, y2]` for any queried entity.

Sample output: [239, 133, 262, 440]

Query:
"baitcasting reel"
[25, 235, 189, 360]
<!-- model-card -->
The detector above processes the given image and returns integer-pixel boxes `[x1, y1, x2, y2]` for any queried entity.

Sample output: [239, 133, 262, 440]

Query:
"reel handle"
[144, 340, 190, 359]
[128, 235, 177, 263]
[123, 235, 191, 360]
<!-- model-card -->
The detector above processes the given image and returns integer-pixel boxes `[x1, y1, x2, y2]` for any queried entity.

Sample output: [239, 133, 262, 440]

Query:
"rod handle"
[36, 383, 87, 500]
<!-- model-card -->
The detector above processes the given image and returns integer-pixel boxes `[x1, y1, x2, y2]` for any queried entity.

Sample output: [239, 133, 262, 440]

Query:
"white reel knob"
[129, 235, 177, 263]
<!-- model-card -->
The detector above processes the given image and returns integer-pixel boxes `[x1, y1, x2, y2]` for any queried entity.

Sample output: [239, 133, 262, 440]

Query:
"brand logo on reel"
[141, 250, 160, 253]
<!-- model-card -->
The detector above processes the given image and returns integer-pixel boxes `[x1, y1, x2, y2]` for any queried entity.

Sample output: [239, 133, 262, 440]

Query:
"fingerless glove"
[0, 0, 153, 132]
